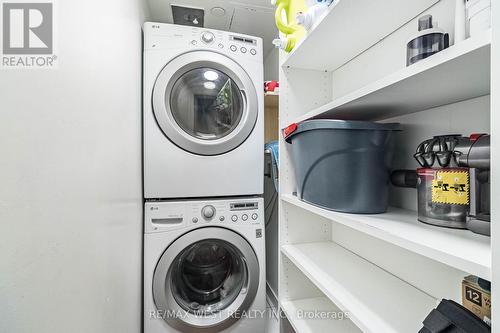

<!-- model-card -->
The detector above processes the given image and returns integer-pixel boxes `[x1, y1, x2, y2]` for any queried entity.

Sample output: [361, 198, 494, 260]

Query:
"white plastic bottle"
[273, 35, 303, 53]
[272, 37, 287, 49]
[296, 0, 333, 31]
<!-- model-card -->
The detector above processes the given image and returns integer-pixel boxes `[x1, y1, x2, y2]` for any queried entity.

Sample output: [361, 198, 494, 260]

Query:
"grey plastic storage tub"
[284, 120, 400, 214]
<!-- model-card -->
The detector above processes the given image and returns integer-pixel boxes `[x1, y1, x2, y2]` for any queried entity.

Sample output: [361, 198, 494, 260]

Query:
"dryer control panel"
[145, 197, 264, 233]
[143, 22, 263, 60]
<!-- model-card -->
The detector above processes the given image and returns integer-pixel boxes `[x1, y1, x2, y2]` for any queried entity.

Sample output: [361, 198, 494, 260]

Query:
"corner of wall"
[264, 47, 279, 81]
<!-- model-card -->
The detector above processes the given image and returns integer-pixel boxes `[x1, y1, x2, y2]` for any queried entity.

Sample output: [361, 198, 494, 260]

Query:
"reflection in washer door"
[171, 239, 246, 314]
[170, 68, 244, 141]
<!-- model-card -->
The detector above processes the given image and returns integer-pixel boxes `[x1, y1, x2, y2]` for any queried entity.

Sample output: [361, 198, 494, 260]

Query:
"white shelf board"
[281, 297, 361, 333]
[282, 0, 439, 71]
[282, 194, 491, 279]
[282, 242, 437, 333]
[285, 31, 491, 125]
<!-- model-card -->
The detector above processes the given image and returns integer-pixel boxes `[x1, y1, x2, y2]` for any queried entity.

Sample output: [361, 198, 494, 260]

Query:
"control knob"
[201, 32, 215, 44]
[202, 205, 216, 219]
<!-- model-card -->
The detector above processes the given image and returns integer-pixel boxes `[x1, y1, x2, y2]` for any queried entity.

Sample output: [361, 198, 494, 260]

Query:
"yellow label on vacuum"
[432, 170, 469, 205]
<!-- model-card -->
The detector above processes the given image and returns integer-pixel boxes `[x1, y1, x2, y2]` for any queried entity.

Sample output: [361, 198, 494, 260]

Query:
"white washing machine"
[144, 197, 266, 333]
[143, 22, 264, 199]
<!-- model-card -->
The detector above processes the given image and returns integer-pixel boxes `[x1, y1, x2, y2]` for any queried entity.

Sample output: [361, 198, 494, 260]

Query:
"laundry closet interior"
[143, 0, 498, 329]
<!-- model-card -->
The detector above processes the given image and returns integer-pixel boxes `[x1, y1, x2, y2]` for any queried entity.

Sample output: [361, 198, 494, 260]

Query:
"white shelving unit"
[282, 242, 437, 333]
[282, 194, 491, 280]
[278, 1, 496, 332]
[282, 0, 440, 71]
[286, 30, 491, 124]
[281, 297, 361, 333]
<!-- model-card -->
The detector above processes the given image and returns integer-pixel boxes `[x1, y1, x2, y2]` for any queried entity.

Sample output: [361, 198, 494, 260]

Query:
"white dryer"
[143, 22, 264, 199]
[144, 197, 266, 333]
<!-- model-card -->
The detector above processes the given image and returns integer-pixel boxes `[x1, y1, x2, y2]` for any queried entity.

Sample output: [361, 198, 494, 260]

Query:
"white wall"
[264, 47, 279, 81]
[0, 0, 148, 332]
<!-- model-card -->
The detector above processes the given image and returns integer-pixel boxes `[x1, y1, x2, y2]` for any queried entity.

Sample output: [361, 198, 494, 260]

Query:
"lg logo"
[2, 2, 53, 54]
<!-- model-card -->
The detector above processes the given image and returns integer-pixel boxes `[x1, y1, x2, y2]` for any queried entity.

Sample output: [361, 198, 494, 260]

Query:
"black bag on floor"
[419, 299, 490, 333]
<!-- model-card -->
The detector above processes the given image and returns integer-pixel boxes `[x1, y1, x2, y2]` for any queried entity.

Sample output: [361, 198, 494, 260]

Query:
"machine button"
[201, 31, 215, 44]
[201, 205, 216, 219]
[218, 43, 224, 48]
[250, 48, 257, 55]
[240, 47, 247, 53]
[219, 216, 225, 222]
[230, 45, 237, 52]
[190, 40, 197, 45]
[252, 213, 258, 220]
[242, 214, 248, 221]
[192, 217, 199, 223]
[231, 215, 238, 222]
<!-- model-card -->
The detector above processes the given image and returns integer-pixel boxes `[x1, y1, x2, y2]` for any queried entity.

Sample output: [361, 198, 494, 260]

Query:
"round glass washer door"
[152, 51, 258, 156]
[153, 227, 260, 332]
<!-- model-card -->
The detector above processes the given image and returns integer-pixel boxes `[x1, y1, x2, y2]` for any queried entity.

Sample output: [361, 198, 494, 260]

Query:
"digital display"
[230, 35, 257, 45]
[230, 202, 258, 210]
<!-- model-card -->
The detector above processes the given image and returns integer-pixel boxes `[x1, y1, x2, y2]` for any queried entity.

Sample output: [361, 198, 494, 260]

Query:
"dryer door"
[152, 51, 258, 156]
[153, 227, 260, 332]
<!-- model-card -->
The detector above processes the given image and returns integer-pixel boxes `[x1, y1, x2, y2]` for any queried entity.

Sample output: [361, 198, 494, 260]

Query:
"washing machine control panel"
[194, 201, 260, 225]
[189, 31, 259, 57]
[145, 198, 263, 233]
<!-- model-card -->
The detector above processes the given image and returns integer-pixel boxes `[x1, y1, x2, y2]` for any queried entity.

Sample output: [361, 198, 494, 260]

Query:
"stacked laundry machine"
[142, 22, 265, 333]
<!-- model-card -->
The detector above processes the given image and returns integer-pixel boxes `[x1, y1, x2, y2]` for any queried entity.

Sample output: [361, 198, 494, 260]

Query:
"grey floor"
[266, 296, 279, 333]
